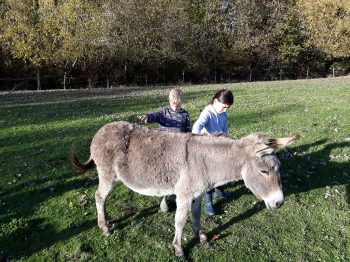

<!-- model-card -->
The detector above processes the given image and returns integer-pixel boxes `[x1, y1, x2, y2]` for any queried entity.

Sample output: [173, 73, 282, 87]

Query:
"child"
[192, 89, 234, 215]
[137, 88, 190, 212]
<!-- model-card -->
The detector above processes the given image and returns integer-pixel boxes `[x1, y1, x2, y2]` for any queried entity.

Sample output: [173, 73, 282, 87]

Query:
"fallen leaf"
[80, 194, 87, 201]
[325, 192, 332, 198]
[329, 155, 336, 160]
[210, 234, 220, 241]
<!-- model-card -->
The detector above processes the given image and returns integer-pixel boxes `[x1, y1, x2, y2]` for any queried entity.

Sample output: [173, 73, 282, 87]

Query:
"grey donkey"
[71, 121, 299, 258]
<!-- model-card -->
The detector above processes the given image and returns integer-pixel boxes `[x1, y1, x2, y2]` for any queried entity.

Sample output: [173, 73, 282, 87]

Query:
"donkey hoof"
[103, 230, 111, 237]
[178, 255, 187, 260]
[174, 252, 186, 260]
[174, 246, 186, 259]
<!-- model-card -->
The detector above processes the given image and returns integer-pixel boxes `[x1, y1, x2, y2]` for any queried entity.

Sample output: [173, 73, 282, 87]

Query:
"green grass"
[1, 77, 350, 261]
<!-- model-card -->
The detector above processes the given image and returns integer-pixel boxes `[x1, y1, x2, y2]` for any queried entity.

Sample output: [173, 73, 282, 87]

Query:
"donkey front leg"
[191, 195, 207, 243]
[172, 198, 191, 258]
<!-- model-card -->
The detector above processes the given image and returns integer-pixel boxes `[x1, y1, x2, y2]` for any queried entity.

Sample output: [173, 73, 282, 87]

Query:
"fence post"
[64, 72, 67, 90]
[279, 69, 283, 80]
[37, 71, 41, 90]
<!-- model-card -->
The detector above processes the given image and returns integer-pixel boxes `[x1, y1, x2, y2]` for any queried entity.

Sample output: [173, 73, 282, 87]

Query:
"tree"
[295, 0, 350, 59]
[1, 1, 45, 89]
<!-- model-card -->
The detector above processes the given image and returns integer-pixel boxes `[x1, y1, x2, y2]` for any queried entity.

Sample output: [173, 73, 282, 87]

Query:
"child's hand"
[137, 115, 148, 123]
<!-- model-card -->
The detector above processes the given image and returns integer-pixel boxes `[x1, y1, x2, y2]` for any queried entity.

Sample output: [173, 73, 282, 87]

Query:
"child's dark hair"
[208, 89, 234, 105]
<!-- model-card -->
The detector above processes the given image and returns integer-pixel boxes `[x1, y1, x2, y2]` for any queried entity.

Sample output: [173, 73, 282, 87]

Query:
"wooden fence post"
[37, 71, 41, 90]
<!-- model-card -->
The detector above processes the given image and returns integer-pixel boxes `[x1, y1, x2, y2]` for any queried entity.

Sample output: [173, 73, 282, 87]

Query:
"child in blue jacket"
[192, 89, 234, 215]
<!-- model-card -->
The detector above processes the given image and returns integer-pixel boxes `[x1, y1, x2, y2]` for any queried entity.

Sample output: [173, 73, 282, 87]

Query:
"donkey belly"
[130, 187, 174, 197]
[117, 167, 177, 197]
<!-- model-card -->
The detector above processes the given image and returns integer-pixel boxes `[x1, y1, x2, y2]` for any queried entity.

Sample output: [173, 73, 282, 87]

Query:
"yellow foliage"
[295, 0, 350, 58]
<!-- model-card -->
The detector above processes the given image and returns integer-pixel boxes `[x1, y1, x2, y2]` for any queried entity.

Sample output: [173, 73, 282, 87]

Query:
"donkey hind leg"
[172, 197, 191, 258]
[191, 195, 207, 243]
[95, 169, 118, 237]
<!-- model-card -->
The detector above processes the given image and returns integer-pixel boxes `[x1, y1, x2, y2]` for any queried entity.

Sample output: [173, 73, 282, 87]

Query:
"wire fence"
[0, 76, 91, 91]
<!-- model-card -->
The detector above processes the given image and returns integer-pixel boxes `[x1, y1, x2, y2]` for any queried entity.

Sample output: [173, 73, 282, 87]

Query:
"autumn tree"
[103, 0, 198, 84]
[37, 0, 112, 87]
[1, 0, 111, 88]
[214, 0, 292, 80]
[1, 0, 350, 89]
[295, 0, 350, 59]
[0, 0, 45, 89]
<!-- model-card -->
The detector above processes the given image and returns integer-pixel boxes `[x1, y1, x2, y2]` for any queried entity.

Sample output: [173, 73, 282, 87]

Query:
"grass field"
[1, 77, 350, 261]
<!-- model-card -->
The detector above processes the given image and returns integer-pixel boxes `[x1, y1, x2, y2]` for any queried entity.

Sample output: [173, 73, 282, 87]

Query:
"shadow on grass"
[0, 169, 101, 258]
[279, 139, 350, 199]
[109, 205, 159, 232]
[0, 218, 96, 261]
[183, 204, 259, 261]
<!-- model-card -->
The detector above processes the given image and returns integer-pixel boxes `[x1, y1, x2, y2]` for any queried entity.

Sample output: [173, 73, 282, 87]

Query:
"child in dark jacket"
[138, 88, 190, 212]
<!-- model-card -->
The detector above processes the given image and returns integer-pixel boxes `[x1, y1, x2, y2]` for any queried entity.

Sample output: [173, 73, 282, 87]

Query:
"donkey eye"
[260, 170, 269, 176]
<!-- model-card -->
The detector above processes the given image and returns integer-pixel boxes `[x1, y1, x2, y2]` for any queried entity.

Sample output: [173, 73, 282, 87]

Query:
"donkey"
[71, 121, 299, 258]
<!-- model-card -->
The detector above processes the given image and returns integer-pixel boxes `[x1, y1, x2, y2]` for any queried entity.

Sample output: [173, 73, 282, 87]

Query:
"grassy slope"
[0, 77, 349, 261]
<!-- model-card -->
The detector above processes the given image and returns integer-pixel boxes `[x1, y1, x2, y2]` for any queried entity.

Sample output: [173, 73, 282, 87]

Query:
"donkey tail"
[71, 150, 95, 173]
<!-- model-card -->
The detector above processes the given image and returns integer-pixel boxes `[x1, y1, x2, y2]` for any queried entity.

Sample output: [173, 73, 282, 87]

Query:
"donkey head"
[241, 133, 300, 211]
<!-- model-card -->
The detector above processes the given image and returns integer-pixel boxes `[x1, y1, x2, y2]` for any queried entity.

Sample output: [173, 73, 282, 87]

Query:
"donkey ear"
[255, 135, 300, 157]
[256, 147, 275, 157]
[270, 135, 300, 148]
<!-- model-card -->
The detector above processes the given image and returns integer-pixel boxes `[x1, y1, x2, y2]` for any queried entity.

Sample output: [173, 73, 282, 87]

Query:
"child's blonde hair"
[169, 88, 184, 104]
